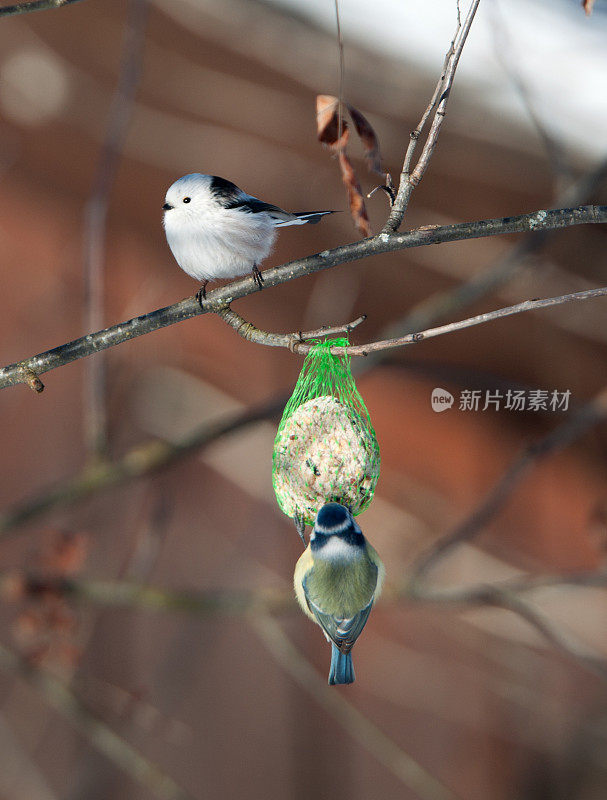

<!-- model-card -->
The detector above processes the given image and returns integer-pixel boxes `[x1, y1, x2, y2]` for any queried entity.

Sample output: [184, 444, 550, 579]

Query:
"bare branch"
[0, 0, 85, 16]
[0, 572, 293, 616]
[384, 0, 481, 232]
[0, 641, 194, 800]
[0, 395, 286, 538]
[385, 155, 607, 342]
[407, 388, 607, 583]
[219, 285, 607, 356]
[216, 307, 367, 350]
[83, 0, 149, 459]
[500, 570, 607, 593]
[333, 0, 345, 144]
[406, 584, 607, 681]
[490, 592, 607, 680]
[8, 569, 607, 686]
[410, 570, 607, 603]
[252, 615, 459, 800]
[1, 204, 605, 391]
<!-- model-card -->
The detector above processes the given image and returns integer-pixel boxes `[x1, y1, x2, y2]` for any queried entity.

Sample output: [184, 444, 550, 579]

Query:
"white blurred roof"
[265, 0, 607, 162]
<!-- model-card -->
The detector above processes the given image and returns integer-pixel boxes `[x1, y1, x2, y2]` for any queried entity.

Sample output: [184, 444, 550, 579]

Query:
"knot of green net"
[272, 338, 380, 525]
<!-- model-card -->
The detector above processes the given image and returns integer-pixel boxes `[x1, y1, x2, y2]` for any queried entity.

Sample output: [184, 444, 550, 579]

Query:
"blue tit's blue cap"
[315, 502, 351, 534]
[312, 503, 365, 552]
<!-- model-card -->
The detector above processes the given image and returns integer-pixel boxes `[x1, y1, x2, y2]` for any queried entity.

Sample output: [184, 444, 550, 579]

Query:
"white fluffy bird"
[162, 174, 335, 302]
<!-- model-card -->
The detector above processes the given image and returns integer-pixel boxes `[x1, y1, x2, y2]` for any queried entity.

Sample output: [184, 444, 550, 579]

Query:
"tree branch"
[7, 568, 607, 685]
[0, 641, 194, 800]
[0, 0, 85, 16]
[406, 584, 607, 681]
[0, 572, 293, 616]
[0, 395, 286, 538]
[215, 307, 366, 351]
[405, 570, 607, 604]
[383, 0, 481, 232]
[407, 388, 607, 583]
[252, 616, 460, 800]
[375, 155, 607, 344]
[2, 205, 606, 392]
[218, 285, 607, 355]
[83, 0, 149, 458]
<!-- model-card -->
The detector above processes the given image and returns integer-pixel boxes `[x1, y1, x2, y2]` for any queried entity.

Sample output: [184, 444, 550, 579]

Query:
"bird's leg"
[251, 264, 264, 291]
[293, 513, 307, 547]
[195, 281, 209, 308]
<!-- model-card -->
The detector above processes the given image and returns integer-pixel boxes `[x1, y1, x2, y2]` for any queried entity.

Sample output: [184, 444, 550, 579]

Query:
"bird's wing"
[303, 567, 377, 654]
[228, 194, 336, 226]
[226, 194, 295, 222]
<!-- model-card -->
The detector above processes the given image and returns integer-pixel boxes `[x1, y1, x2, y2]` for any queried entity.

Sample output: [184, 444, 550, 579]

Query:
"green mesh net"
[272, 338, 380, 525]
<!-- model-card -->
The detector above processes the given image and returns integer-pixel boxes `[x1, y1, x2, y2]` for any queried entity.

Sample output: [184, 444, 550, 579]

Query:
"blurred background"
[0, 0, 607, 798]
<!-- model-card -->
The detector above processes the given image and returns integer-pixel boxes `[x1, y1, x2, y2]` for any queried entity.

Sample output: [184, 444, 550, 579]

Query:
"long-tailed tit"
[162, 174, 335, 302]
[294, 502, 384, 685]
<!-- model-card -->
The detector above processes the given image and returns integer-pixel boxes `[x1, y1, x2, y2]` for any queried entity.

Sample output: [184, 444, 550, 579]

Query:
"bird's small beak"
[162, 202, 173, 211]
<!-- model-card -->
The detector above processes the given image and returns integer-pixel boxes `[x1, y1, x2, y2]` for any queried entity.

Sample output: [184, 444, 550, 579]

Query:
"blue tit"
[294, 502, 385, 685]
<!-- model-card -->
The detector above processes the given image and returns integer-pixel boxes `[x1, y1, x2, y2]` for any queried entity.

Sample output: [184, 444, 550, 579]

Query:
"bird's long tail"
[275, 210, 336, 227]
[329, 644, 355, 685]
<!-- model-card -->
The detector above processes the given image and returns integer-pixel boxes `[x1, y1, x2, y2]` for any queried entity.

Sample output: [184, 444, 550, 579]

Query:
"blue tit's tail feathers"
[329, 643, 355, 685]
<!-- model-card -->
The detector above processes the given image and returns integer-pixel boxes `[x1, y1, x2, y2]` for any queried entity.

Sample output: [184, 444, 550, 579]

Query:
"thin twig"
[334, 0, 344, 145]
[404, 570, 607, 604]
[378, 155, 607, 344]
[488, 592, 607, 680]
[407, 387, 607, 583]
[0, 0, 84, 16]
[83, 0, 149, 460]
[405, 584, 607, 681]
[0, 573, 293, 616]
[409, 1, 481, 187]
[8, 568, 606, 621]
[399, 5, 462, 190]
[7, 569, 607, 686]
[215, 307, 366, 349]
[1, 204, 605, 391]
[0, 394, 286, 538]
[384, 0, 481, 232]
[0, 641, 194, 800]
[293, 314, 367, 340]
[217, 286, 607, 356]
[251, 615, 460, 800]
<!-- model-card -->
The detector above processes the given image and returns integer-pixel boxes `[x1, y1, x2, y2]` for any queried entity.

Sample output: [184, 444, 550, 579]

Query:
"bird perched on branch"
[162, 174, 335, 304]
[294, 502, 384, 685]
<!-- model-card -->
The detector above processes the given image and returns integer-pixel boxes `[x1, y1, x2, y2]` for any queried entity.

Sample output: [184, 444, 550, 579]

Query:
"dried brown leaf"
[582, 0, 595, 15]
[339, 151, 370, 237]
[347, 104, 383, 174]
[316, 94, 349, 151]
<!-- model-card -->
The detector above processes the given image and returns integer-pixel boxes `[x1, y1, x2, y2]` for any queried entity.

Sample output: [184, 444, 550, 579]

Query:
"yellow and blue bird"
[294, 502, 385, 685]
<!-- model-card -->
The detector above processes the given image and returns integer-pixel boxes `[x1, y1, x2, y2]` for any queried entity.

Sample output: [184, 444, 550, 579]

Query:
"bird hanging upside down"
[294, 502, 384, 685]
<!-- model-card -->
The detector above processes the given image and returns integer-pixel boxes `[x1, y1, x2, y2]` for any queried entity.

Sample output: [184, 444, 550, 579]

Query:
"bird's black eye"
[183, 197, 191, 204]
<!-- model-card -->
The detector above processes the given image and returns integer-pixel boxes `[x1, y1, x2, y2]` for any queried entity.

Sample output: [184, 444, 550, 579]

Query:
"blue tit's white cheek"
[314, 537, 362, 563]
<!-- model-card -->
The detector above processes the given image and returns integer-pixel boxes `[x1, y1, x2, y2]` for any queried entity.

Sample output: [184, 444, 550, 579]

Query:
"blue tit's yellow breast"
[305, 555, 377, 618]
